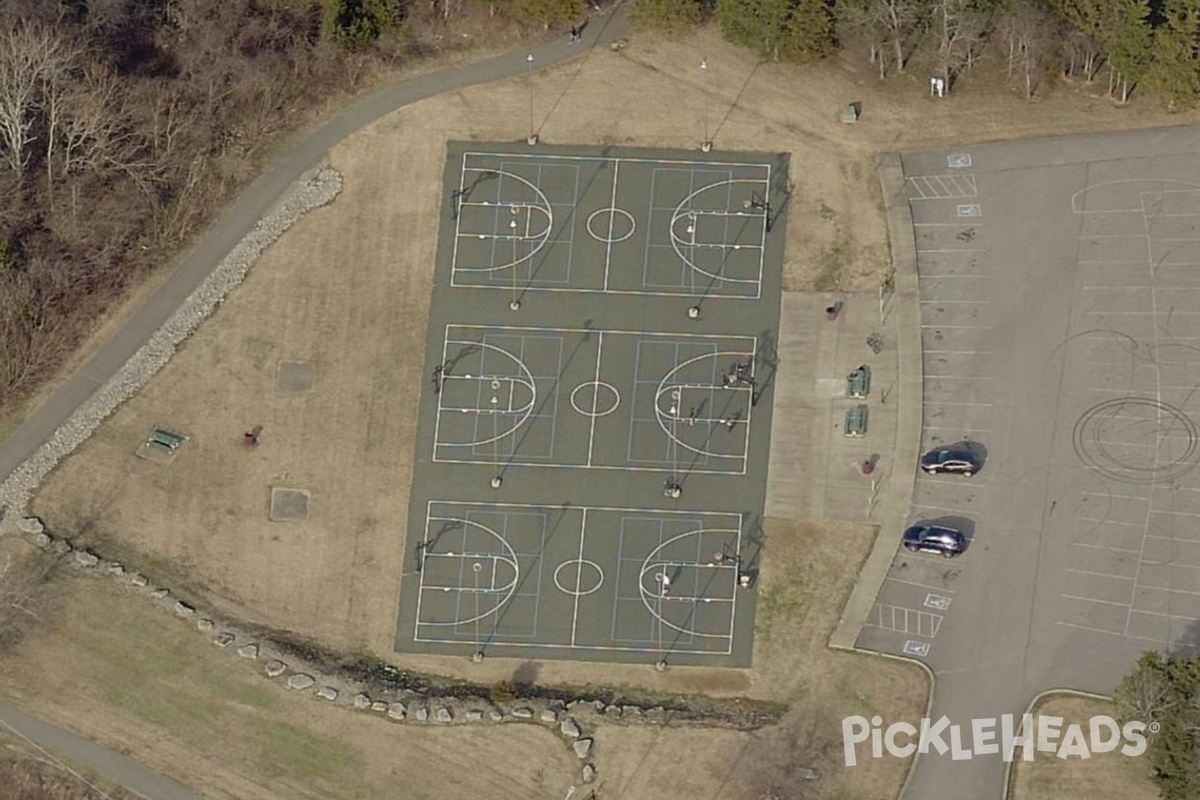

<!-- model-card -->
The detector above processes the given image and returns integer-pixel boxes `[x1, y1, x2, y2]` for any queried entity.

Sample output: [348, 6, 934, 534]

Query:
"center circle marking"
[570, 381, 620, 417]
[586, 208, 636, 243]
[553, 559, 604, 596]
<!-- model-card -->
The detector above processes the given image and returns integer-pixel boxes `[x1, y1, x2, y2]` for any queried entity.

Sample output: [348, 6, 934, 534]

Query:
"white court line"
[1066, 567, 1134, 581]
[924, 375, 996, 380]
[1060, 594, 1128, 607]
[1054, 621, 1137, 640]
[917, 476, 984, 488]
[602, 162, 619, 291]
[463, 150, 772, 171]
[925, 350, 994, 355]
[1077, 517, 1145, 528]
[1071, 542, 1140, 555]
[570, 508, 588, 646]
[916, 248, 987, 254]
[585, 332, 605, 467]
[920, 299, 991, 304]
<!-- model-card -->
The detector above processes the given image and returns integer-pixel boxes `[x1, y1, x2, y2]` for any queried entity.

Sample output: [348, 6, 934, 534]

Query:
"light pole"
[700, 58, 712, 152]
[526, 53, 537, 145]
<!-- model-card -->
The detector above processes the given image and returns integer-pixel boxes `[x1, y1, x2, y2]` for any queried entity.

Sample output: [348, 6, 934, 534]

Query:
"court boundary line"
[413, 501, 744, 655]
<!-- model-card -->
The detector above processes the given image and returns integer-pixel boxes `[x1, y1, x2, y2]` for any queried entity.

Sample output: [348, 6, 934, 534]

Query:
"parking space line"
[1054, 620, 1130, 638]
[924, 424, 992, 433]
[919, 274, 991, 279]
[912, 502, 970, 514]
[925, 349, 994, 355]
[884, 576, 958, 593]
[1152, 508, 1200, 519]
[925, 400, 994, 407]
[919, 299, 992, 304]
[916, 476, 982, 488]
[1081, 491, 1149, 502]
[1060, 593, 1128, 607]
[914, 222, 987, 227]
[1071, 542, 1140, 554]
[921, 324, 992, 329]
[1136, 584, 1200, 597]
[1066, 567, 1135, 581]
[1077, 517, 1146, 527]
[916, 248, 988, 254]
[1084, 310, 1157, 315]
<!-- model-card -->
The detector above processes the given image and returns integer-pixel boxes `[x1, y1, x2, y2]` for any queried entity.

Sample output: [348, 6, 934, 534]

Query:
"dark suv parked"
[903, 524, 967, 557]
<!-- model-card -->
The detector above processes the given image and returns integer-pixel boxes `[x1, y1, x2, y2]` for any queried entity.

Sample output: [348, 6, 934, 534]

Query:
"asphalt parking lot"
[857, 126, 1200, 799]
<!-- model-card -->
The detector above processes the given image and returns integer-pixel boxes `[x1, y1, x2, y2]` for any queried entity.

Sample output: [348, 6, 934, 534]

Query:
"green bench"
[843, 405, 869, 437]
[148, 428, 185, 451]
[846, 365, 871, 398]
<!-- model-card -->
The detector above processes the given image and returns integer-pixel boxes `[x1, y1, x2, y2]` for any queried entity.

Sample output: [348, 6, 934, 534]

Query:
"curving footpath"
[0, 10, 627, 799]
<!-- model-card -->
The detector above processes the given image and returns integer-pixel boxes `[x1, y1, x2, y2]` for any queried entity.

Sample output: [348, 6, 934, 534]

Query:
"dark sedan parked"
[903, 524, 967, 558]
[920, 446, 982, 476]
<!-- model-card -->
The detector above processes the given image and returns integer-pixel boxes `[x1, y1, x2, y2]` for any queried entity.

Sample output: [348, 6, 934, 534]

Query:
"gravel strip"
[0, 168, 344, 527]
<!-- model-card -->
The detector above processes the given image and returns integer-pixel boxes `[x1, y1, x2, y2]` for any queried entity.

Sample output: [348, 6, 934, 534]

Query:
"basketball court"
[395, 142, 789, 667]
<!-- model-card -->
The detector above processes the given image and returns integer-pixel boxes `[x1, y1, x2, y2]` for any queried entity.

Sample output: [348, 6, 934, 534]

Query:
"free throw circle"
[553, 559, 605, 596]
[586, 208, 636, 243]
[570, 381, 620, 417]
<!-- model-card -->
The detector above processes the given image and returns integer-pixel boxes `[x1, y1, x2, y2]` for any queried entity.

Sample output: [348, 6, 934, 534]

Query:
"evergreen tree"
[1104, 0, 1153, 102]
[630, 0, 703, 34]
[717, 0, 834, 63]
[1145, 0, 1200, 110]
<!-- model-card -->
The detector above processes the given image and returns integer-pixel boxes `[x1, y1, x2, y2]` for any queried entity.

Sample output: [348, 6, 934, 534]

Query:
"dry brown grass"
[0, 576, 577, 800]
[1008, 695, 1157, 800]
[20, 21, 1200, 800]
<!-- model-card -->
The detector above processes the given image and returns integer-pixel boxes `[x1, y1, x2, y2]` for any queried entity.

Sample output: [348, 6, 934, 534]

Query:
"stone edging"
[15, 514, 603, 787]
[0, 166, 344, 526]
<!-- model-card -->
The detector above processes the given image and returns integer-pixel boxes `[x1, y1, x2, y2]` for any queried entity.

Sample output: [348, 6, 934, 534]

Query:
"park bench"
[846, 365, 871, 398]
[843, 405, 869, 437]
[147, 428, 185, 451]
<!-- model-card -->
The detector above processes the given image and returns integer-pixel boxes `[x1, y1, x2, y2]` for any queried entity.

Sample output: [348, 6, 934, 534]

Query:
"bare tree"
[930, 0, 991, 89]
[0, 549, 59, 654]
[996, 3, 1060, 99]
[0, 21, 74, 175]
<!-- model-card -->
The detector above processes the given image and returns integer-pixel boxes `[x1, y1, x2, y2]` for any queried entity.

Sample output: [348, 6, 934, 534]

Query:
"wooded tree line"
[633, 0, 1200, 109]
[0, 0, 569, 407]
[1116, 650, 1200, 799]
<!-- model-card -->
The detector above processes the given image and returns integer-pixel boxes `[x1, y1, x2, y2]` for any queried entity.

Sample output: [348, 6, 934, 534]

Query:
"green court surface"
[394, 142, 789, 667]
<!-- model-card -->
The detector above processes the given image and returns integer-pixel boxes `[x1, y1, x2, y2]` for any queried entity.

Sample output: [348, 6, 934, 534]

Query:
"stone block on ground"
[622, 705, 641, 717]
[173, 601, 195, 616]
[213, 632, 235, 648]
[74, 550, 100, 567]
[196, 618, 214, 632]
[573, 738, 593, 758]
[264, 660, 287, 677]
[512, 708, 534, 719]
[34, 532, 52, 548]
[582, 764, 596, 783]
[371, 702, 388, 713]
[17, 517, 44, 535]
[540, 709, 558, 723]
[236, 643, 259, 660]
[436, 707, 452, 723]
[560, 717, 581, 738]
[796, 767, 819, 780]
[106, 563, 124, 576]
[466, 710, 483, 721]
[387, 702, 406, 720]
[316, 686, 338, 701]
[354, 694, 372, 709]
[149, 588, 169, 600]
[489, 709, 504, 721]
[51, 540, 72, 555]
[286, 674, 315, 691]
[128, 573, 148, 587]
[604, 705, 620, 716]
[415, 707, 429, 722]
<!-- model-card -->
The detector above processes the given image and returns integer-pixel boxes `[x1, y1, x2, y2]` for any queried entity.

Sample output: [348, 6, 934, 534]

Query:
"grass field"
[1008, 695, 1157, 800]
[15, 20, 1200, 800]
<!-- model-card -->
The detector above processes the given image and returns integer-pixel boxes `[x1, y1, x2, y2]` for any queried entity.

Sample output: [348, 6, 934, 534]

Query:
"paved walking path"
[0, 698, 205, 800]
[0, 11, 627, 800]
[0, 8, 628, 488]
